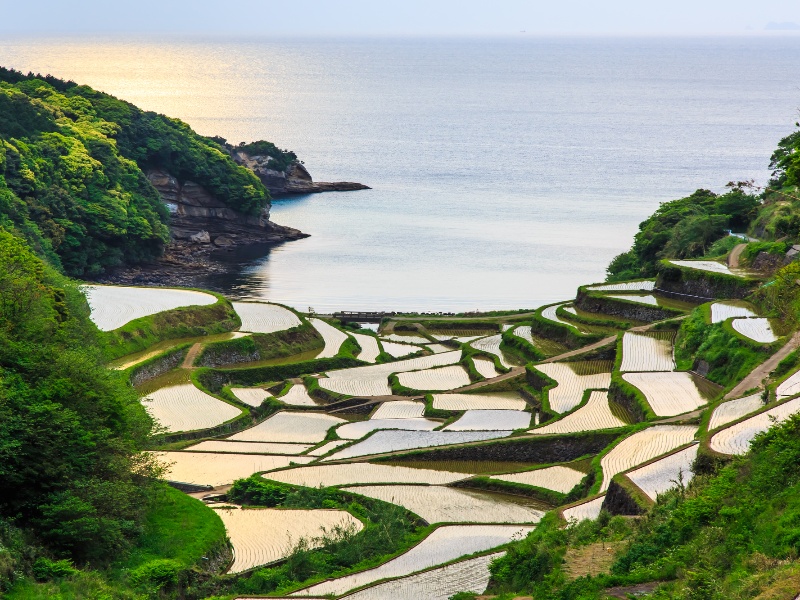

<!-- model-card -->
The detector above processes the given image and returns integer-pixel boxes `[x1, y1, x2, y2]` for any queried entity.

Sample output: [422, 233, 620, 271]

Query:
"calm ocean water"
[2, 36, 799, 311]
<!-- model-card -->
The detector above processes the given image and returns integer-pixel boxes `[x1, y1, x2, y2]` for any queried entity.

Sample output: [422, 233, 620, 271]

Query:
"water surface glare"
[2, 36, 799, 310]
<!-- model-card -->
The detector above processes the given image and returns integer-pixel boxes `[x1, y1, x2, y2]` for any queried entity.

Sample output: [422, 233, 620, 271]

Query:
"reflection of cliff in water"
[200, 243, 280, 300]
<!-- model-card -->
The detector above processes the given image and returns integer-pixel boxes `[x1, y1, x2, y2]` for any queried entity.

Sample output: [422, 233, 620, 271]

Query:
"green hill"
[0, 68, 296, 276]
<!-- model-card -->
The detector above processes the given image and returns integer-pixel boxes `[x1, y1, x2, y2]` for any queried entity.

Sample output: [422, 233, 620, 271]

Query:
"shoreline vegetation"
[4, 67, 800, 600]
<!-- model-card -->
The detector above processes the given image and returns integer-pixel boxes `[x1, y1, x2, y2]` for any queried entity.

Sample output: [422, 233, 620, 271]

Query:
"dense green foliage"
[607, 188, 760, 281]
[0, 228, 159, 572]
[769, 125, 800, 189]
[237, 139, 298, 172]
[0, 68, 277, 276]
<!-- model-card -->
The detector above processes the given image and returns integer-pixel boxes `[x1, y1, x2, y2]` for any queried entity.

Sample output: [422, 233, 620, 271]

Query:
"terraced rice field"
[533, 361, 613, 413]
[709, 397, 800, 455]
[142, 384, 242, 433]
[231, 387, 271, 407]
[309, 318, 350, 358]
[426, 343, 452, 354]
[264, 463, 469, 488]
[708, 394, 764, 431]
[710, 301, 757, 323]
[232, 301, 302, 333]
[216, 507, 362, 573]
[319, 351, 462, 397]
[586, 281, 656, 292]
[444, 410, 531, 431]
[346, 485, 543, 524]
[470, 335, 512, 368]
[372, 400, 425, 419]
[381, 341, 424, 358]
[186, 441, 312, 455]
[491, 465, 586, 494]
[84, 285, 217, 331]
[323, 430, 509, 461]
[562, 495, 606, 523]
[383, 333, 430, 344]
[777, 369, 800, 399]
[432, 392, 527, 411]
[279, 384, 319, 406]
[473, 356, 501, 379]
[599, 425, 697, 492]
[340, 551, 504, 600]
[512, 325, 535, 343]
[625, 444, 699, 502]
[397, 365, 471, 391]
[531, 391, 626, 435]
[306, 440, 350, 456]
[731, 318, 778, 343]
[540, 303, 576, 328]
[294, 526, 530, 597]
[229, 412, 346, 444]
[429, 329, 492, 339]
[154, 451, 314, 486]
[336, 418, 440, 440]
[619, 331, 675, 372]
[351, 333, 381, 363]
[607, 294, 659, 306]
[668, 260, 744, 276]
[622, 372, 709, 417]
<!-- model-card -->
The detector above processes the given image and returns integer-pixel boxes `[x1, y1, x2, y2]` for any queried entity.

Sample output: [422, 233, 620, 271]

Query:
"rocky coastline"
[96, 155, 368, 287]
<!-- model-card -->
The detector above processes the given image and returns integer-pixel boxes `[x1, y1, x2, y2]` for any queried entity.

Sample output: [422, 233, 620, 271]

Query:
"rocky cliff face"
[232, 150, 370, 196]
[146, 169, 307, 247]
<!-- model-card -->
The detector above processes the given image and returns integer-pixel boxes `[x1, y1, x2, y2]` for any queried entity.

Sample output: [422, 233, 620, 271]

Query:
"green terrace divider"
[373, 428, 627, 465]
[196, 356, 364, 394]
[196, 321, 324, 367]
[127, 344, 192, 387]
[555, 304, 632, 330]
[656, 259, 761, 300]
[451, 476, 566, 506]
[525, 364, 559, 421]
[100, 290, 240, 360]
[608, 372, 657, 422]
[574, 288, 686, 323]
[501, 328, 546, 362]
[530, 303, 606, 349]
[304, 375, 354, 403]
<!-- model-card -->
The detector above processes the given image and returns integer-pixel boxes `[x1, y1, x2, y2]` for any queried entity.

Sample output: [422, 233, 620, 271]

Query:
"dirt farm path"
[725, 331, 800, 399]
[727, 243, 747, 268]
[540, 336, 617, 364]
[181, 343, 204, 369]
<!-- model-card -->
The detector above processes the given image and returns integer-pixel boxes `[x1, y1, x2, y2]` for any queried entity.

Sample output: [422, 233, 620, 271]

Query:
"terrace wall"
[655, 263, 758, 300]
[574, 291, 680, 322]
[381, 430, 622, 464]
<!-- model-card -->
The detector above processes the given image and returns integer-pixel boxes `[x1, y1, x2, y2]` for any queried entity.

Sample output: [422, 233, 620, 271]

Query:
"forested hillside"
[0, 68, 296, 276]
[607, 126, 800, 281]
[0, 228, 156, 565]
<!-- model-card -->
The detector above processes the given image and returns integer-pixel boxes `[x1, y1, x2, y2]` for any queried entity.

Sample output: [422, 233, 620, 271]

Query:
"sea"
[1, 35, 799, 312]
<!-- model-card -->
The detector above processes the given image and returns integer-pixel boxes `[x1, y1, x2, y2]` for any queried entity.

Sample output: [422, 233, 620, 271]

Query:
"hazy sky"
[2, 0, 800, 35]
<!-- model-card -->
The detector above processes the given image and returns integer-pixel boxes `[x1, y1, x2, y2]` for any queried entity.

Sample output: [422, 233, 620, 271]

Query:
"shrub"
[31, 558, 78, 581]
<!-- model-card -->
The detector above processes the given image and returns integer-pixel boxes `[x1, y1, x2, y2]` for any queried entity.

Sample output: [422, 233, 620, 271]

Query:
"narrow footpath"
[725, 331, 800, 399]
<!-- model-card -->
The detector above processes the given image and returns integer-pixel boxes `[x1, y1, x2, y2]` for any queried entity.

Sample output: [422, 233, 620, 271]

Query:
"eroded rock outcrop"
[232, 150, 370, 196]
[146, 169, 307, 247]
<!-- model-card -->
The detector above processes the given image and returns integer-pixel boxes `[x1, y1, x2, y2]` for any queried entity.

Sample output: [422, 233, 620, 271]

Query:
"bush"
[31, 558, 77, 581]
[129, 558, 182, 589]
